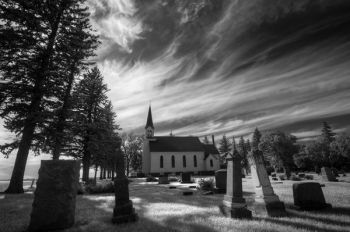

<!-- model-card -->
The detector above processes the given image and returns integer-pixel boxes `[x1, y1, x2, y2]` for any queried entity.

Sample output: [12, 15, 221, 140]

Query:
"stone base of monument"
[220, 200, 252, 219]
[253, 196, 287, 217]
[213, 187, 226, 194]
[112, 200, 138, 224]
[28, 160, 80, 232]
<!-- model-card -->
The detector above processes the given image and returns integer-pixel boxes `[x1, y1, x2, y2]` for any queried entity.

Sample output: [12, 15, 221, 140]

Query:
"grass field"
[0, 174, 350, 232]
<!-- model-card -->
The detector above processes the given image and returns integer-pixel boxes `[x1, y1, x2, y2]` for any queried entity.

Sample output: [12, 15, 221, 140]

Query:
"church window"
[183, 155, 186, 168]
[160, 156, 163, 168]
[171, 155, 175, 168]
[210, 159, 213, 167]
[194, 155, 197, 167]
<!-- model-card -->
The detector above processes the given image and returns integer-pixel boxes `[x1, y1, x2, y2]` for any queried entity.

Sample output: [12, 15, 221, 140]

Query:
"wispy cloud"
[1, 1, 350, 177]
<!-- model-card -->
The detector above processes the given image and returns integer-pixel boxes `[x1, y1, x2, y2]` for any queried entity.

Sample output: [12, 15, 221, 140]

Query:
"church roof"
[203, 144, 220, 155]
[149, 136, 204, 152]
[145, 105, 154, 129]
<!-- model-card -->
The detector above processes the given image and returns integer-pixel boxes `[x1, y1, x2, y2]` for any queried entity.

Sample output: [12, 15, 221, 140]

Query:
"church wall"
[150, 152, 206, 173]
[205, 154, 220, 171]
[142, 139, 151, 174]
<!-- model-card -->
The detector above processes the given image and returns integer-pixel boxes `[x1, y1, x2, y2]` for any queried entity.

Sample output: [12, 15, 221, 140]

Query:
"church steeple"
[145, 105, 154, 138]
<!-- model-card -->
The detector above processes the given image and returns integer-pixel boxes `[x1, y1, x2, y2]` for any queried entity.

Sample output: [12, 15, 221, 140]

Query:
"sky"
[1, 0, 350, 179]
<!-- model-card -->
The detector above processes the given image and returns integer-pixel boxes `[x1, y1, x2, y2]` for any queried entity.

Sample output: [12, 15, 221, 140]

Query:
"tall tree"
[71, 67, 109, 182]
[259, 131, 298, 178]
[0, 0, 89, 193]
[252, 128, 262, 151]
[44, 3, 99, 160]
[121, 133, 143, 176]
[238, 136, 249, 174]
[321, 121, 336, 144]
[218, 135, 231, 164]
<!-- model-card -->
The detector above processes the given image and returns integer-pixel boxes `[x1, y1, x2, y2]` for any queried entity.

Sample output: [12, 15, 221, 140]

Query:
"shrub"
[290, 175, 301, 181]
[198, 178, 214, 191]
[85, 180, 114, 194]
[278, 174, 286, 181]
[305, 174, 314, 180]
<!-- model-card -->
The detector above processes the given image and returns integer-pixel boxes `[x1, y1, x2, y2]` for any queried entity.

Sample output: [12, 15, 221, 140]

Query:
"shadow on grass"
[75, 194, 220, 232]
[260, 216, 348, 232]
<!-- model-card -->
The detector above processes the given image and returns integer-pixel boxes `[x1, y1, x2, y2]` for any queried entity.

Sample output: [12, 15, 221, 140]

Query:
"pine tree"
[252, 128, 262, 151]
[321, 121, 336, 143]
[0, 0, 89, 193]
[70, 67, 110, 182]
[238, 136, 249, 173]
[218, 135, 231, 164]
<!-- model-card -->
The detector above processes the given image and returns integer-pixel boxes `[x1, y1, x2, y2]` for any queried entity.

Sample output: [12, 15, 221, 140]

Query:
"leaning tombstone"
[214, 169, 227, 193]
[249, 150, 286, 217]
[321, 167, 337, 182]
[181, 172, 192, 183]
[220, 152, 252, 219]
[293, 182, 332, 210]
[112, 145, 137, 224]
[28, 160, 80, 232]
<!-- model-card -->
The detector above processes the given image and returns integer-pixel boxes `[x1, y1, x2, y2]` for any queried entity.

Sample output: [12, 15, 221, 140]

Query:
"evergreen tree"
[0, 0, 92, 193]
[218, 135, 231, 162]
[70, 67, 110, 182]
[245, 139, 251, 152]
[259, 131, 298, 178]
[238, 136, 249, 173]
[44, 4, 99, 160]
[321, 121, 336, 143]
[252, 128, 262, 151]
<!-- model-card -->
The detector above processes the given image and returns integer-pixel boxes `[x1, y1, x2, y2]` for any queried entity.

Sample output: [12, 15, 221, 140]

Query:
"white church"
[142, 106, 220, 175]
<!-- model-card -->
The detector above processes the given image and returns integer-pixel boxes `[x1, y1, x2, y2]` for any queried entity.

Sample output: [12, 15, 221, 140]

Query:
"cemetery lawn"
[1, 174, 350, 232]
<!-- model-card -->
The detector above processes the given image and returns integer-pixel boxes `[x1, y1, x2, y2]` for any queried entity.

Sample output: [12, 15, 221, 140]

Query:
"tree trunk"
[99, 166, 103, 180]
[52, 61, 77, 160]
[94, 165, 98, 183]
[103, 167, 106, 179]
[82, 148, 91, 182]
[5, 3, 67, 193]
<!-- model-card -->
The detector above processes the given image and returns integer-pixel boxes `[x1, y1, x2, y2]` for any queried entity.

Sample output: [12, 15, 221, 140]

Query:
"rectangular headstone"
[28, 160, 80, 232]
[321, 167, 337, 182]
[215, 169, 227, 191]
[293, 182, 331, 210]
[181, 172, 192, 183]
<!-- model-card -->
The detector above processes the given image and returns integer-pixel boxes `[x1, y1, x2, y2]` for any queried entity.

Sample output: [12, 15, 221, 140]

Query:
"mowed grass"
[1, 174, 350, 232]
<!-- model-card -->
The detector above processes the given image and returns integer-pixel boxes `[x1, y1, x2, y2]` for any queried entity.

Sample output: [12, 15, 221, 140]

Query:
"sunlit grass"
[1, 174, 350, 232]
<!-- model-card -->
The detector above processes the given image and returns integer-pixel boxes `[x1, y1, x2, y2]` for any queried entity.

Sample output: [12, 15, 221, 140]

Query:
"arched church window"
[183, 155, 186, 168]
[160, 156, 163, 168]
[171, 155, 175, 168]
[210, 159, 213, 167]
[194, 155, 197, 167]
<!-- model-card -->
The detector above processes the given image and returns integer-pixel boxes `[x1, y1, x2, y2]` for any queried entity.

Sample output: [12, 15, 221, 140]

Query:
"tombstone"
[28, 160, 80, 232]
[249, 150, 286, 217]
[214, 169, 227, 193]
[220, 156, 252, 219]
[112, 147, 137, 224]
[181, 172, 192, 183]
[158, 174, 169, 184]
[321, 167, 337, 182]
[293, 182, 332, 210]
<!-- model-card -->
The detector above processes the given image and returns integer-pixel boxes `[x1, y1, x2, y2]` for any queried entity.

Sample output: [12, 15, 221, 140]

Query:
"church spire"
[145, 105, 154, 129]
[145, 104, 154, 138]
